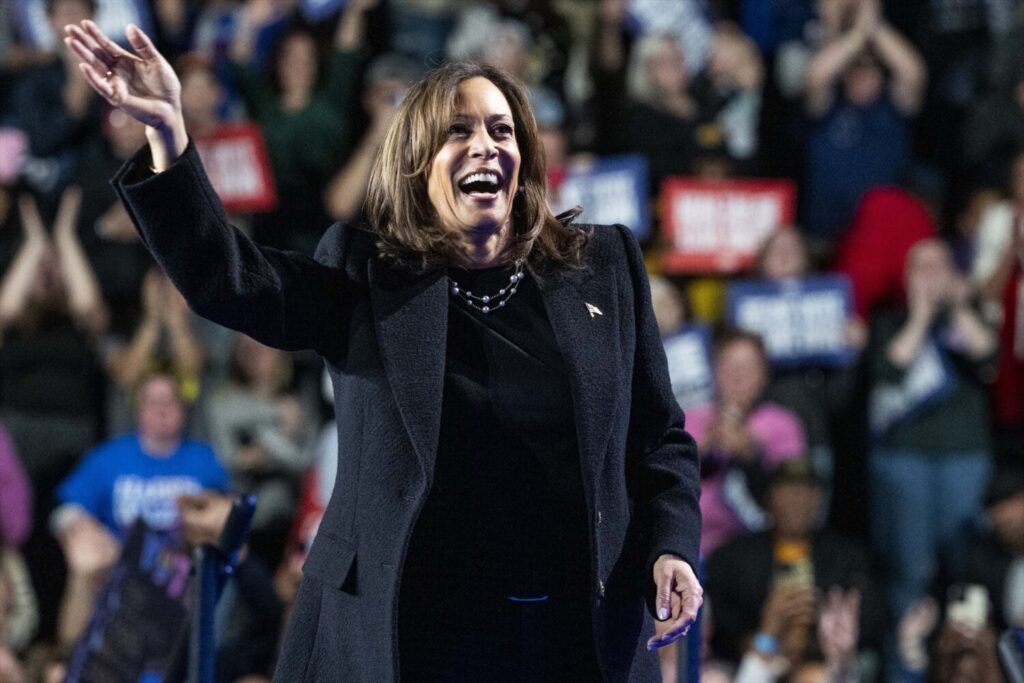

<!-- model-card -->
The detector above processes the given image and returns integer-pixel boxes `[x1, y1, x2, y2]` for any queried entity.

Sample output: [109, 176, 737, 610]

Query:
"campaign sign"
[627, 0, 713, 72]
[16, 0, 151, 49]
[661, 178, 795, 274]
[299, 0, 349, 22]
[64, 521, 191, 683]
[556, 155, 650, 239]
[727, 275, 854, 367]
[663, 324, 714, 410]
[194, 123, 277, 213]
[869, 340, 956, 437]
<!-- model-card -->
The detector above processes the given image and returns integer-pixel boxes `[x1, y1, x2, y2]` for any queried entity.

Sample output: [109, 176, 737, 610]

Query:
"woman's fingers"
[64, 34, 110, 76]
[64, 24, 114, 71]
[646, 611, 693, 650]
[125, 23, 159, 62]
[645, 558, 705, 650]
[81, 19, 141, 64]
[78, 61, 117, 104]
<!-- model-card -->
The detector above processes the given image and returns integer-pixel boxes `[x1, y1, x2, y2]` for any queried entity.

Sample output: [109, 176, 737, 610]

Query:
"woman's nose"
[468, 130, 497, 158]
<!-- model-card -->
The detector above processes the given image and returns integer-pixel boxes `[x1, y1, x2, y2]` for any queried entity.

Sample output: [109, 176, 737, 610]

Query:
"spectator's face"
[817, 0, 856, 32]
[715, 339, 766, 410]
[181, 68, 223, 126]
[365, 78, 408, 117]
[790, 662, 830, 683]
[234, 335, 284, 387]
[769, 482, 822, 538]
[647, 39, 689, 98]
[843, 62, 883, 105]
[136, 377, 185, 443]
[484, 24, 529, 78]
[650, 278, 685, 335]
[538, 127, 566, 176]
[277, 33, 318, 97]
[761, 230, 808, 280]
[104, 107, 146, 159]
[1011, 154, 1024, 204]
[989, 492, 1024, 553]
[48, 0, 92, 42]
[31, 248, 64, 306]
[906, 240, 955, 303]
[427, 77, 521, 239]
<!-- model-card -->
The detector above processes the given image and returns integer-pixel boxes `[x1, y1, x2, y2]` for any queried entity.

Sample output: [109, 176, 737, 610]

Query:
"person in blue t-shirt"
[50, 371, 228, 647]
[53, 371, 228, 536]
[802, 0, 926, 243]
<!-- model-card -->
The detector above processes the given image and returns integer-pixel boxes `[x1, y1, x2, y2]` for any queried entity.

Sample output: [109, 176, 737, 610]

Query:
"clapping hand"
[60, 514, 120, 578]
[177, 491, 233, 548]
[818, 587, 860, 667]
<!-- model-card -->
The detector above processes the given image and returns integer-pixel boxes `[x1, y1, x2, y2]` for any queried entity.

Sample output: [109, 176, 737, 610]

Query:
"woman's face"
[277, 33, 318, 97]
[647, 39, 688, 97]
[761, 230, 808, 280]
[715, 339, 766, 411]
[427, 77, 522, 237]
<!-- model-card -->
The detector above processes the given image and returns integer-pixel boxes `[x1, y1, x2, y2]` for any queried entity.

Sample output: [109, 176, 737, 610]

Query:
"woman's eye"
[493, 124, 514, 137]
[447, 124, 469, 136]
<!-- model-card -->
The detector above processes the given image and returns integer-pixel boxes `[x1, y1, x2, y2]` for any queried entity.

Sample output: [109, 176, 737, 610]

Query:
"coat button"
[598, 580, 606, 597]
[597, 510, 603, 526]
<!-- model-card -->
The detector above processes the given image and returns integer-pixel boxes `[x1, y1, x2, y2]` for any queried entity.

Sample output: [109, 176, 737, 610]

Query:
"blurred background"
[1, 0, 1024, 681]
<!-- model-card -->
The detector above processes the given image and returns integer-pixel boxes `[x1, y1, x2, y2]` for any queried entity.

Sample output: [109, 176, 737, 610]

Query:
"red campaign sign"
[660, 178, 796, 274]
[194, 124, 277, 213]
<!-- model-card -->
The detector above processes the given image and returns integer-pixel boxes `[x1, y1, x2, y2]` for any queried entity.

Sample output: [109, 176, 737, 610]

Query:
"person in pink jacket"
[685, 329, 806, 556]
[0, 423, 31, 548]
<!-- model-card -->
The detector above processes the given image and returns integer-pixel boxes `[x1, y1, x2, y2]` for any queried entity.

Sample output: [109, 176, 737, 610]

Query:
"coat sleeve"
[111, 141, 353, 353]
[615, 224, 702, 576]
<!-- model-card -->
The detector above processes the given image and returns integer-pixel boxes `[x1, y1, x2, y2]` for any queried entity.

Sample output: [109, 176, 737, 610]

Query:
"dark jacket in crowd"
[706, 530, 884, 662]
[111, 141, 702, 682]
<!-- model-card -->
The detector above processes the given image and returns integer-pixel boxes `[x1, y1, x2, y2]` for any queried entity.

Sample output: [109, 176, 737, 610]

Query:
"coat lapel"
[368, 259, 448, 483]
[540, 265, 619, 496]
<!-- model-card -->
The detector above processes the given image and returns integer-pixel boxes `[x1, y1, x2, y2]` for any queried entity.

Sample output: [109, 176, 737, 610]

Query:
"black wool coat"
[112, 142, 702, 682]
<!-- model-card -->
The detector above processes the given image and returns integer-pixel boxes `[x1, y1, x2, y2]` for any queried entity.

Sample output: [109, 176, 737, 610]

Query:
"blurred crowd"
[1, 0, 1024, 681]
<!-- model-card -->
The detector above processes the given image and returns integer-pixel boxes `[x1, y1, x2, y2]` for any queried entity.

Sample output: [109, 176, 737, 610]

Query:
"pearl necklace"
[448, 258, 525, 313]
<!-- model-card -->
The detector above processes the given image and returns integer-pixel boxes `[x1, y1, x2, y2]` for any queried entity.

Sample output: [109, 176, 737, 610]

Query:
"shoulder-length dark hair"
[365, 61, 588, 271]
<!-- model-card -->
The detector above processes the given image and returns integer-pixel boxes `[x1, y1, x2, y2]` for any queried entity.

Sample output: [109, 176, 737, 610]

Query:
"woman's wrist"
[145, 113, 188, 173]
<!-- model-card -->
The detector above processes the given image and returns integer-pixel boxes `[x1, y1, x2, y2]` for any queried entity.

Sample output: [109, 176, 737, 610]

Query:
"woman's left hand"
[646, 554, 703, 650]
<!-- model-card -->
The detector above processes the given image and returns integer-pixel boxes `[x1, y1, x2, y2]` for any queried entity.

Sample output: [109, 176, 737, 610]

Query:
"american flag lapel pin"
[585, 302, 603, 318]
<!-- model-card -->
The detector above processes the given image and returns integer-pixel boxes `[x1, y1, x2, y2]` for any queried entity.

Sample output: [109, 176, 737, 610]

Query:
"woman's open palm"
[64, 21, 180, 131]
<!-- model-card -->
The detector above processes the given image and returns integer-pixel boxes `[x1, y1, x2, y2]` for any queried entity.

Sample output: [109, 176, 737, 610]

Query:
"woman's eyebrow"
[451, 113, 513, 123]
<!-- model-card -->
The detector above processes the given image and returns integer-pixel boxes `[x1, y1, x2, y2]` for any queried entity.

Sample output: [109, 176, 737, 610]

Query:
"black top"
[402, 264, 590, 600]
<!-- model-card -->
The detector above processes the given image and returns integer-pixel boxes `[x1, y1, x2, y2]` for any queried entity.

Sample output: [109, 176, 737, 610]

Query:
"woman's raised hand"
[63, 21, 187, 171]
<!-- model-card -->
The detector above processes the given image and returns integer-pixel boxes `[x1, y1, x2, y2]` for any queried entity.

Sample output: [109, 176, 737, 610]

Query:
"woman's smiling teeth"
[458, 171, 502, 196]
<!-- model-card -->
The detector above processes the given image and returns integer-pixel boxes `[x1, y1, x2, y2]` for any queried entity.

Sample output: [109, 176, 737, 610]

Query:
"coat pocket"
[302, 531, 358, 595]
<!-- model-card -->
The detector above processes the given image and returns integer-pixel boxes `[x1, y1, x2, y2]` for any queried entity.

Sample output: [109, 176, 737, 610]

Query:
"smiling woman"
[367, 62, 588, 272]
[63, 18, 703, 682]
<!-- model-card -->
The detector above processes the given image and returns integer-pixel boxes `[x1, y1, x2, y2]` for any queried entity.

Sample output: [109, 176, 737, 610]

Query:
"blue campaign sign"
[727, 275, 855, 368]
[557, 155, 651, 240]
[299, 0, 349, 23]
[626, 0, 713, 72]
[64, 521, 190, 682]
[868, 340, 956, 437]
[663, 323, 714, 410]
